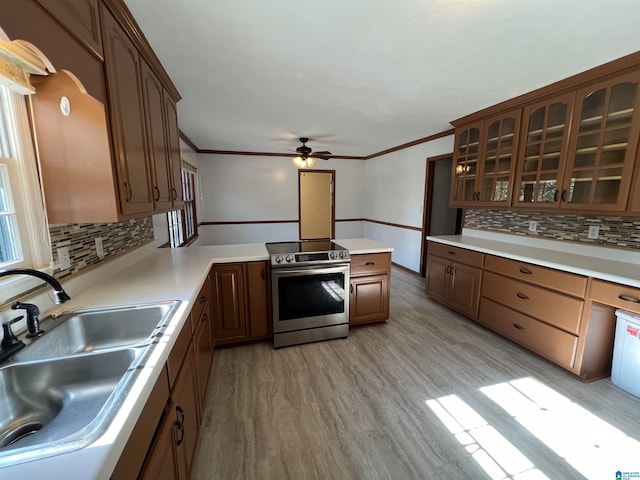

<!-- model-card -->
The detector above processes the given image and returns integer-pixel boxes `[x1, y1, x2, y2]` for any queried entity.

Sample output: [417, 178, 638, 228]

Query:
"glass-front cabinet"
[450, 109, 521, 207]
[514, 93, 575, 208]
[451, 122, 483, 205]
[562, 71, 640, 211]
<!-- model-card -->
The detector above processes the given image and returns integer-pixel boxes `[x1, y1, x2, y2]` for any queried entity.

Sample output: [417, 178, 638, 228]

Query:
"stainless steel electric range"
[266, 240, 350, 348]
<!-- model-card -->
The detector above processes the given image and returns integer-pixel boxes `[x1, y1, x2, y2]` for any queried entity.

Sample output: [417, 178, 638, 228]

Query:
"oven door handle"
[272, 265, 350, 277]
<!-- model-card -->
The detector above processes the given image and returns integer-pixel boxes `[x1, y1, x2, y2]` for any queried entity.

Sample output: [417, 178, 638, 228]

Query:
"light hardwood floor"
[192, 267, 640, 479]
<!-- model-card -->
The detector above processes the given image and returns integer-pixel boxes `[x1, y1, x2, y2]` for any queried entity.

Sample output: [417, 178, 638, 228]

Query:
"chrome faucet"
[0, 268, 71, 337]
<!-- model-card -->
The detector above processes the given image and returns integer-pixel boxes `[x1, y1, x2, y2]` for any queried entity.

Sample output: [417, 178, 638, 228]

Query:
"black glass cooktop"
[266, 240, 347, 255]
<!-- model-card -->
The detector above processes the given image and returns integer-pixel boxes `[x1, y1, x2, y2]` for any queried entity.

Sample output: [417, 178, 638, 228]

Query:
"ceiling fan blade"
[313, 153, 332, 160]
[313, 151, 332, 156]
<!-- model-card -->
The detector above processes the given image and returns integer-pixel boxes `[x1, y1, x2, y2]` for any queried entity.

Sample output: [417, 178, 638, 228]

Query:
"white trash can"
[611, 309, 640, 397]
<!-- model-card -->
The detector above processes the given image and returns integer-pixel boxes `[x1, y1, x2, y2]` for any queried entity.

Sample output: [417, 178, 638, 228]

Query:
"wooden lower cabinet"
[194, 308, 213, 409]
[425, 247, 483, 320]
[349, 252, 391, 326]
[172, 346, 200, 479]
[139, 413, 178, 480]
[212, 261, 271, 345]
[350, 274, 389, 325]
[478, 298, 578, 369]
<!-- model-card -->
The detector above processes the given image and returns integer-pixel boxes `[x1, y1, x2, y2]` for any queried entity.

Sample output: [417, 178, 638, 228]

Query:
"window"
[0, 84, 52, 272]
[168, 161, 198, 247]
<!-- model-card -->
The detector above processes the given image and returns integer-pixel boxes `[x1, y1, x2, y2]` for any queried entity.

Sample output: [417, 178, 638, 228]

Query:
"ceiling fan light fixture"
[292, 155, 315, 168]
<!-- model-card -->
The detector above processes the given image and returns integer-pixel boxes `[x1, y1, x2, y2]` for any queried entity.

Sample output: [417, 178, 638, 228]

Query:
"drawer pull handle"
[519, 267, 533, 275]
[618, 294, 640, 304]
[202, 313, 208, 323]
[448, 251, 456, 255]
[199, 296, 206, 304]
[516, 292, 529, 300]
[512, 323, 525, 331]
[365, 262, 375, 266]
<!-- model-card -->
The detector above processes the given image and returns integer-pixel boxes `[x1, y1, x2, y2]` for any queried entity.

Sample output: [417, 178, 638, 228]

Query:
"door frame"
[420, 153, 463, 277]
[298, 169, 336, 240]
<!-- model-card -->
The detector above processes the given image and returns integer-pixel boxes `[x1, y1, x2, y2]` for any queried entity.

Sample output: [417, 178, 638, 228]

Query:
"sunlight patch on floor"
[426, 394, 549, 479]
[480, 377, 640, 480]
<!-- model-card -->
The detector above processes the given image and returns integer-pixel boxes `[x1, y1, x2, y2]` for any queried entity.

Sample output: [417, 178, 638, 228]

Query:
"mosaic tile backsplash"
[464, 209, 640, 250]
[49, 217, 154, 278]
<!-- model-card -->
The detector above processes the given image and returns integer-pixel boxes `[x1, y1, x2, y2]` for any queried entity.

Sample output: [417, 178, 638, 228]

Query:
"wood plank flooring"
[192, 267, 640, 479]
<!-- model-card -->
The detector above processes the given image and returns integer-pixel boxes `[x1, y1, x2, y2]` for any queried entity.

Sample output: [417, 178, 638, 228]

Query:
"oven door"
[272, 263, 350, 334]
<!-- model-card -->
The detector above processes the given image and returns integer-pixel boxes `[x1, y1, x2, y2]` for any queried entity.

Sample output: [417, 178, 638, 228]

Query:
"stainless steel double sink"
[0, 300, 180, 468]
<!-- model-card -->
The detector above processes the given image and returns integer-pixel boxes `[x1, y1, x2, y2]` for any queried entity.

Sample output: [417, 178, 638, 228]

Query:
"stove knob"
[329, 251, 336, 259]
[275, 255, 283, 263]
[339, 251, 347, 259]
[286, 255, 295, 263]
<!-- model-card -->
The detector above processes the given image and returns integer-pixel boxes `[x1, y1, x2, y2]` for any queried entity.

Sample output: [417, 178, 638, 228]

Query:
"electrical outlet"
[528, 220, 538, 232]
[588, 225, 600, 239]
[95, 237, 104, 257]
[57, 247, 71, 270]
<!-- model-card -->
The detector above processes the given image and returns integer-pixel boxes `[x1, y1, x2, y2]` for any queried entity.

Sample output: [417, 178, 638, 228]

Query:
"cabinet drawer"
[589, 279, 640, 315]
[350, 252, 391, 276]
[428, 242, 484, 268]
[478, 298, 578, 369]
[484, 255, 587, 297]
[482, 271, 583, 334]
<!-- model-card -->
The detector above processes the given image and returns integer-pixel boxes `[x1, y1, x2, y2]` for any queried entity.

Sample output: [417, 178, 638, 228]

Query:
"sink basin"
[0, 300, 181, 467]
[12, 301, 179, 362]
[0, 348, 140, 466]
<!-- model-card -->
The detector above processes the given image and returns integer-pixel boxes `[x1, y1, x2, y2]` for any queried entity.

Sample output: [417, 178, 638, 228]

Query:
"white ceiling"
[123, 0, 640, 157]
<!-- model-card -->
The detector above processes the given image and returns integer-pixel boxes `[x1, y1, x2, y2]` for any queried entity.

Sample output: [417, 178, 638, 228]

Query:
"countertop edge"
[427, 235, 640, 289]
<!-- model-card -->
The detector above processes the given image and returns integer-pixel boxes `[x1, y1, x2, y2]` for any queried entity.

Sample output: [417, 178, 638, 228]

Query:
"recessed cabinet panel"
[211, 263, 247, 340]
[164, 94, 184, 208]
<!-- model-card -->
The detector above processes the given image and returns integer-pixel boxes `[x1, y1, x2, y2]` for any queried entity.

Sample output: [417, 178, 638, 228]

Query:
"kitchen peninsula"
[0, 238, 392, 480]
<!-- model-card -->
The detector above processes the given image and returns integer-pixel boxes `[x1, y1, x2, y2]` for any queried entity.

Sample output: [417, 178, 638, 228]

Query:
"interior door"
[299, 170, 334, 240]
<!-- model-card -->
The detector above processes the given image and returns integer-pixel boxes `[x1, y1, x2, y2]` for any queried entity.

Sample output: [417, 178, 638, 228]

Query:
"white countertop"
[335, 238, 394, 255]
[427, 229, 640, 288]
[2, 239, 389, 479]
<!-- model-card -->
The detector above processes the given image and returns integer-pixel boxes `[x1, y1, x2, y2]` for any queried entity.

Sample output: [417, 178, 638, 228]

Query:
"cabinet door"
[477, 109, 521, 206]
[34, 0, 102, 58]
[350, 274, 389, 325]
[246, 261, 270, 338]
[425, 254, 450, 304]
[164, 93, 185, 209]
[211, 263, 247, 339]
[139, 412, 178, 480]
[101, 7, 154, 216]
[172, 346, 200, 480]
[194, 311, 213, 411]
[141, 59, 173, 212]
[449, 262, 482, 319]
[514, 93, 575, 208]
[450, 122, 483, 206]
[563, 71, 640, 211]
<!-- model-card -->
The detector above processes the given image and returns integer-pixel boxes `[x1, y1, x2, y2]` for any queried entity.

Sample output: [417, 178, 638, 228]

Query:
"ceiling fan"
[292, 137, 332, 168]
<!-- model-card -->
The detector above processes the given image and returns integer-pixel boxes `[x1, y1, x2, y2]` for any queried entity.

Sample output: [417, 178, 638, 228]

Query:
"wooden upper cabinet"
[34, 0, 103, 58]
[164, 93, 185, 209]
[451, 109, 521, 207]
[562, 70, 640, 211]
[101, 6, 154, 216]
[451, 122, 483, 206]
[477, 109, 521, 206]
[513, 92, 575, 208]
[141, 59, 173, 212]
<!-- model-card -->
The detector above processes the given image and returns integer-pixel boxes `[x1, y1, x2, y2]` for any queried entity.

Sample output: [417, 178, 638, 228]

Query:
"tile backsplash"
[464, 209, 640, 250]
[49, 217, 154, 278]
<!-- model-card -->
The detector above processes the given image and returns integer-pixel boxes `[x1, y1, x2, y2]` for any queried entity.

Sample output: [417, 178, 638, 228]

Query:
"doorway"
[420, 154, 462, 276]
[299, 170, 335, 240]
